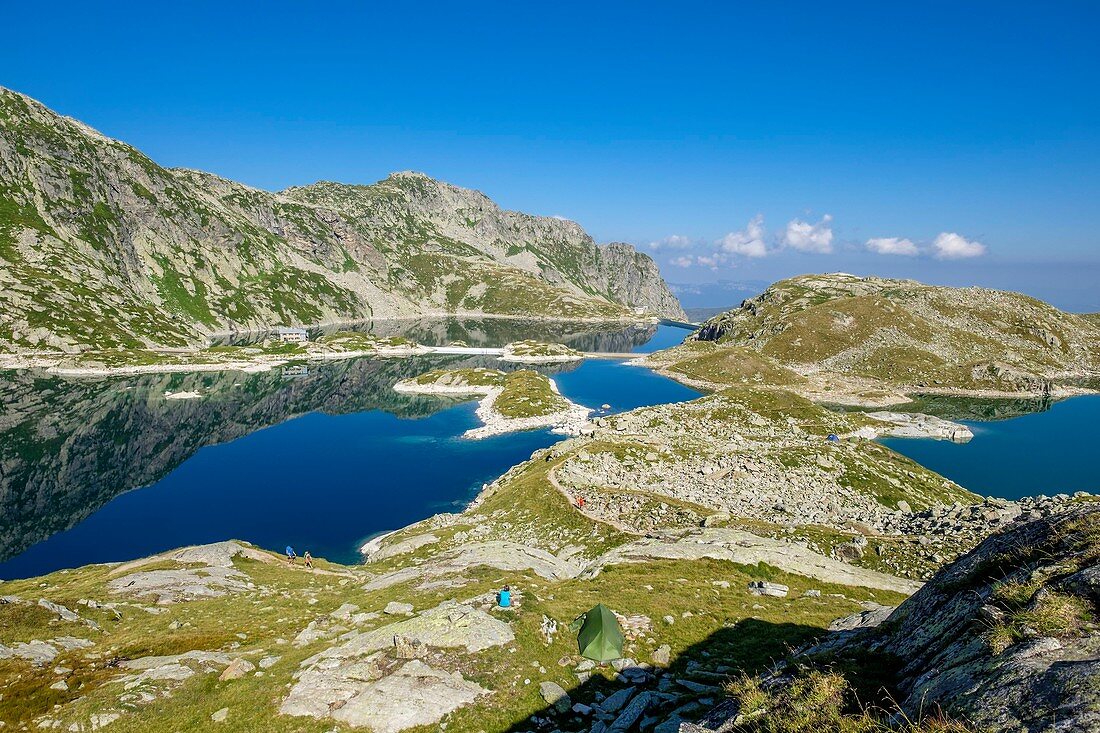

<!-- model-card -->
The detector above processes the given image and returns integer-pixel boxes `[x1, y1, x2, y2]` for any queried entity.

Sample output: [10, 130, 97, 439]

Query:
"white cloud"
[782, 214, 834, 253]
[648, 234, 694, 250]
[933, 232, 986, 259]
[716, 214, 768, 258]
[866, 236, 918, 256]
[696, 254, 723, 270]
[669, 255, 694, 267]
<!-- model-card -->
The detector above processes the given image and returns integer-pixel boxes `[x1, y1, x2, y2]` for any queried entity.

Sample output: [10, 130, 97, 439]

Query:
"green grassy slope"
[693, 274, 1100, 393]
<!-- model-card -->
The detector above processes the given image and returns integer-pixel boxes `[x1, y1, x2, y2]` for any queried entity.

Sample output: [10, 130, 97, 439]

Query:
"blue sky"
[3, 1, 1099, 309]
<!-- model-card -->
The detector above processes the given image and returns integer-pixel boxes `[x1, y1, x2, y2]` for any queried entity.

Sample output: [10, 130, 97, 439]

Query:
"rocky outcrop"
[866, 502, 1100, 731]
[393, 367, 592, 439]
[0, 86, 683, 353]
[865, 411, 974, 441]
[663, 503, 1100, 732]
[582, 528, 921, 594]
[588, 242, 687, 321]
[551, 389, 976, 540]
[106, 541, 265, 604]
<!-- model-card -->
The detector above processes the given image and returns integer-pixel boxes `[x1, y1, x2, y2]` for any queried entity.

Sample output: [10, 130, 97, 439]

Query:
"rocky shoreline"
[0, 328, 650, 377]
[638, 352, 1097, 410]
[863, 411, 975, 441]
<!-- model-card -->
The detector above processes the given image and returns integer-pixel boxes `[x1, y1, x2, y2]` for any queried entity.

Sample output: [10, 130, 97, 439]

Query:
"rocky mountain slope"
[0, 87, 684, 353]
[684, 501, 1099, 732]
[693, 273, 1100, 397]
[866, 501, 1099, 731]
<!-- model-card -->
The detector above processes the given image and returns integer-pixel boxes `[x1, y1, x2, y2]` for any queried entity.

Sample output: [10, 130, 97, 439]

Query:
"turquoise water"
[0, 325, 698, 579]
[881, 394, 1100, 500]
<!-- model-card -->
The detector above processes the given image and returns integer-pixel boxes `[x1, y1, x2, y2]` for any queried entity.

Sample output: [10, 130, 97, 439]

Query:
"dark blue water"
[0, 342, 699, 579]
[882, 394, 1100, 500]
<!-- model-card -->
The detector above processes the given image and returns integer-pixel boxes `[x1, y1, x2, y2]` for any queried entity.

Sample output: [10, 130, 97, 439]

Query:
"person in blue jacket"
[498, 585, 512, 608]
[286, 545, 297, 564]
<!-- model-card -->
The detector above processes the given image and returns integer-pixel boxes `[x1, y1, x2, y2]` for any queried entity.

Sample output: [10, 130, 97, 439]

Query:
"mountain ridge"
[0, 87, 684, 353]
[692, 272, 1100, 396]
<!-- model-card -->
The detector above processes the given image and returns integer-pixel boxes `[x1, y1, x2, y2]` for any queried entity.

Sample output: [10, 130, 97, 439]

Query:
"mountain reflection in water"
[212, 315, 665, 352]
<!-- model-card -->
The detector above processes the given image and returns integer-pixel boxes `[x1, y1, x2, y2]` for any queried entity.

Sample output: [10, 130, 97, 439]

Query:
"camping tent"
[573, 603, 624, 662]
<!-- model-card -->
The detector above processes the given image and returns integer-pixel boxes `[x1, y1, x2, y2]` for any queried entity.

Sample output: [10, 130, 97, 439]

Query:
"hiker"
[303, 550, 313, 569]
[498, 585, 512, 608]
[576, 496, 586, 508]
[286, 545, 297, 564]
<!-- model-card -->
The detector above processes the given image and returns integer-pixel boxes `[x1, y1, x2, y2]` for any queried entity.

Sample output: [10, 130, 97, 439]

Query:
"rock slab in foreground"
[333, 660, 486, 733]
[282, 600, 512, 728]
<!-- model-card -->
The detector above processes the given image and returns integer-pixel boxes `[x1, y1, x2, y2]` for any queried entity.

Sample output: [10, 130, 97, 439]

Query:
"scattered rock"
[0, 640, 59, 666]
[218, 658, 255, 681]
[331, 603, 361, 621]
[747, 581, 789, 598]
[539, 681, 572, 713]
[363, 533, 440, 562]
[108, 566, 251, 605]
[599, 687, 635, 713]
[283, 659, 486, 733]
[90, 713, 120, 729]
[383, 601, 414, 616]
[609, 691, 654, 731]
[393, 634, 428, 659]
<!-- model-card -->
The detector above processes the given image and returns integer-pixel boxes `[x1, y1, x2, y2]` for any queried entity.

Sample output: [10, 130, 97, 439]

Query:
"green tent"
[572, 603, 624, 662]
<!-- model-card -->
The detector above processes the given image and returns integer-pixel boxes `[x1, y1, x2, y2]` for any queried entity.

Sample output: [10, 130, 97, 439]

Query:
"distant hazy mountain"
[668, 279, 768, 310]
[0, 87, 684, 352]
[684, 307, 731, 323]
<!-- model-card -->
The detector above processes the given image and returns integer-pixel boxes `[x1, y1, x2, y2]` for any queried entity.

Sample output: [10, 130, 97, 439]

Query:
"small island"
[498, 340, 583, 364]
[393, 367, 591, 439]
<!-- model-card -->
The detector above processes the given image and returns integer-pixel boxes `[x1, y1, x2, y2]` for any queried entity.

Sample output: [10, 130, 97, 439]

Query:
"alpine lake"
[1, 318, 1096, 579]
